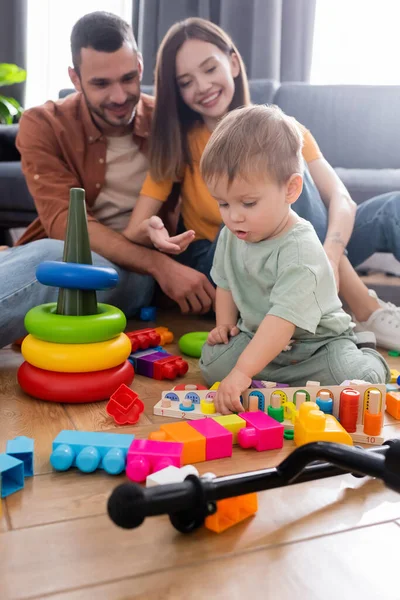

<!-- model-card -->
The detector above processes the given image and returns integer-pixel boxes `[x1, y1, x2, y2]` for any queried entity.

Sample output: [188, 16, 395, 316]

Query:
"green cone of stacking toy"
[56, 188, 98, 316]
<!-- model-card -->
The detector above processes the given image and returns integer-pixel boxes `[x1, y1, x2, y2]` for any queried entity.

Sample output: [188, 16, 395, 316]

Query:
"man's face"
[70, 42, 142, 133]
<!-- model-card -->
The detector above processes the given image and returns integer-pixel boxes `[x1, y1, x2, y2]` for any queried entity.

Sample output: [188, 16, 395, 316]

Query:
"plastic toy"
[18, 188, 133, 403]
[172, 384, 208, 391]
[205, 493, 258, 533]
[36, 261, 118, 290]
[24, 302, 126, 344]
[391, 369, 400, 383]
[154, 380, 386, 445]
[106, 384, 144, 425]
[238, 412, 284, 451]
[18, 361, 134, 404]
[178, 332, 209, 358]
[126, 328, 161, 352]
[21, 333, 131, 372]
[129, 348, 188, 380]
[146, 465, 199, 487]
[154, 326, 174, 345]
[140, 306, 157, 321]
[149, 422, 206, 464]
[212, 414, 247, 444]
[294, 402, 353, 447]
[386, 391, 400, 419]
[0, 454, 24, 498]
[108, 440, 400, 534]
[388, 350, 400, 357]
[50, 430, 135, 474]
[189, 418, 233, 460]
[6, 436, 34, 477]
[126, 439, 183, 482]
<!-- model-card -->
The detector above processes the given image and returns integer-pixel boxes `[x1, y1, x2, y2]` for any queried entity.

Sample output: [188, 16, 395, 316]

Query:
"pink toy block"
[126, 438, 183, 483]
[189, 418, 233, 460]
[238, 411, 284, 451]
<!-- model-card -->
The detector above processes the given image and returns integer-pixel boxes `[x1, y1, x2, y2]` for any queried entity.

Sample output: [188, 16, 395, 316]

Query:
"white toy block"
[146, 464, 199, 487]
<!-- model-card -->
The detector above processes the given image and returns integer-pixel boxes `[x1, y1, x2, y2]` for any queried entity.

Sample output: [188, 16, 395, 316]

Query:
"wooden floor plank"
[13, 522, 400, 600]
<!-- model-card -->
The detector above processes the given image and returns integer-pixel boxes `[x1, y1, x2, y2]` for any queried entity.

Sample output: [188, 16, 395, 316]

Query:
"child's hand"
[207, 324, 240, 346]
[214, 368, 252, 414]
[148, 216, 195, 254]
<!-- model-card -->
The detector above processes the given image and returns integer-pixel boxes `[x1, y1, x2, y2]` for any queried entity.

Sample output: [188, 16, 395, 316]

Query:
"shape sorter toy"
[154, 379, 387, 445]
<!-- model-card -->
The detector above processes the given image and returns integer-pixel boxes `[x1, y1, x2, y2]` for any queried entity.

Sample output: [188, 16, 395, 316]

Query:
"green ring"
[284, 429, 294, 440]
[178, 332, 209, 358]
[24, 302, 127, 344]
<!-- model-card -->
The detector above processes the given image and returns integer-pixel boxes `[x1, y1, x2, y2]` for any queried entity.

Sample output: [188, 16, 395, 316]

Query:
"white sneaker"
[352, 289, 400, 351]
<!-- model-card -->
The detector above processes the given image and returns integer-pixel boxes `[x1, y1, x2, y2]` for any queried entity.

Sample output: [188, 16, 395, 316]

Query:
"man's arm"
[308, 157, 357, 265]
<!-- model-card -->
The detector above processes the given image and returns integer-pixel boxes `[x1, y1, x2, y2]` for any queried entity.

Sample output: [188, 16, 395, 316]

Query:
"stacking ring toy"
[21, 332, 131, 372]
[24, 303, 126, 344]
[18, 360, 134, 403]
[36, 261, 119, 290]
[178, 332, 209, 358]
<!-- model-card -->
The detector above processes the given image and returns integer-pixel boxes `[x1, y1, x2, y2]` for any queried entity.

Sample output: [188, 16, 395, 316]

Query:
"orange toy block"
[386, 391, 400, 419]
[154, 327, 174, 345]
[149, 421, 206, 464]
[205, 493, 258, 533]
[294, 401, 353, 447]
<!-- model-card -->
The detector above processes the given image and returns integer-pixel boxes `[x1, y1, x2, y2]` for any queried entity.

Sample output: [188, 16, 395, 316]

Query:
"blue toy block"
[0, 454, 24, 498]
[50, 430, 135, 475]
[6, 436, 34, 477]
[140, 306, 157, 321]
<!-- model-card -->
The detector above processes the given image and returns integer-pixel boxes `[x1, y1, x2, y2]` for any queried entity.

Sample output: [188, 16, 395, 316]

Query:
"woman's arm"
[122, 194, 164, 246]
[308, 157, 357, 266]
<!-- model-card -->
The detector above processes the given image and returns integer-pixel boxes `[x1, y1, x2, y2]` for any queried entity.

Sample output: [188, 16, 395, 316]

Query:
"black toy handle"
[107, 439, 400, 534]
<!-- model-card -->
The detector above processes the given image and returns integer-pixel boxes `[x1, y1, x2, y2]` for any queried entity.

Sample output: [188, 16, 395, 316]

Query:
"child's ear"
[286, 173, 303, 205]
[230, 52, 241, 78]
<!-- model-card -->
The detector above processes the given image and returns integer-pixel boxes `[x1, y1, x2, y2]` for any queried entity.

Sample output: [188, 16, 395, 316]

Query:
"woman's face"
[175, 39, 240, 129]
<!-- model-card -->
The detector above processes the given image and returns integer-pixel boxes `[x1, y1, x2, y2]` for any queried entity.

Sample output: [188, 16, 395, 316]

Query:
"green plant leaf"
[0, 95, 20, 116]
[0, 63, 27, 87]
[0, 101, 12, 124]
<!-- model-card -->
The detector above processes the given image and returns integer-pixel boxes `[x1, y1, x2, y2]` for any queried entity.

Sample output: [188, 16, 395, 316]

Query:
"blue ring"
[36, 261, 119, 290]
[179, 402, 195, 412]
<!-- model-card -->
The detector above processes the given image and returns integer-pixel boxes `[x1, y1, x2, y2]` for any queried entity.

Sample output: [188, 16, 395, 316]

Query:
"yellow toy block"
[212, 414, 247, 444]
[200, 399, 216, 414]
[149, 421, 206, 464]
[386, 391, 400, 420]
[205, 493, 258, 533]
[294, 402, 353, 447]
[210, 382, 220, 390]
[391, 369, 400, 384]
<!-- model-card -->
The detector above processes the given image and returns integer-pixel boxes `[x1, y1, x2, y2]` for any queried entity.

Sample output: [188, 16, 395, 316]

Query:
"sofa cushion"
[0, 125, 20, 162]
[335, 168, 400, 204]
[275, 83, 400, 170]
[0, 162, 36, 228]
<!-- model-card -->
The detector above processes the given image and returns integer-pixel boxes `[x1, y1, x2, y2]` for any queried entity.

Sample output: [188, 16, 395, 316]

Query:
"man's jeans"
[0, 239, 154, 348]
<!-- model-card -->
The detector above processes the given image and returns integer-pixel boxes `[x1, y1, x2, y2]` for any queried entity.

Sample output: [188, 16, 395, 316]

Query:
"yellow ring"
[21, 333, 132, 372]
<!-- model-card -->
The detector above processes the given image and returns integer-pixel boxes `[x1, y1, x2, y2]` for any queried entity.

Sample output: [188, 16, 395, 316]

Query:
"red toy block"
[153, 356, 189, 380]
[126, 328, 161, 352]
[238, 411, 284, 451]
[106, 384, 144, 425]
[126, 438, 183, 482]
[189, 418, 233, 460]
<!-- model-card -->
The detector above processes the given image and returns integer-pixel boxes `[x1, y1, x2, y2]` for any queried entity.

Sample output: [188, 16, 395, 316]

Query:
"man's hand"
[207, 324, 239, 345]
[214, 368, 252, 415]
[153, 256, 216, 314]
[148, 216, 195, 254]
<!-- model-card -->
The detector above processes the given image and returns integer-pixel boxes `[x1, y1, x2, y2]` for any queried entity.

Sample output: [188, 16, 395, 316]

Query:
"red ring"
[18, 361, 134, 403]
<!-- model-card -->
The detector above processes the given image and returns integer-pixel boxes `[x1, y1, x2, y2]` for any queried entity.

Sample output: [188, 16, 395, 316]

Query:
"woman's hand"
[148, 216, 195, 254]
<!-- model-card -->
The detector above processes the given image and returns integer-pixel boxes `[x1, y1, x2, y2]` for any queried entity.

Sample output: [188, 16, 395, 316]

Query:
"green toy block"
[56, 188, 98, 316]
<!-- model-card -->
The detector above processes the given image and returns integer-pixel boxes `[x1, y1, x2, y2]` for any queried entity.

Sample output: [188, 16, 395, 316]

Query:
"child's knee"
[200, 333, 249, 386]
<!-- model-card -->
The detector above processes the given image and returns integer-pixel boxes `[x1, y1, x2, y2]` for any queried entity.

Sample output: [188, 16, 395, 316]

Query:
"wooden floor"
[1, 310, 400, 600]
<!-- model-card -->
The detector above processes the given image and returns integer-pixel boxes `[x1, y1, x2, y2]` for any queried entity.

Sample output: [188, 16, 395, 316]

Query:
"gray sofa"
[1, 80, 400, 242]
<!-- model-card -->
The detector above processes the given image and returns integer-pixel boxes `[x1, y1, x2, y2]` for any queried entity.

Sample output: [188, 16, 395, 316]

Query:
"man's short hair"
[71, 11, 137, 73]
[200, 104, 304, 186]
